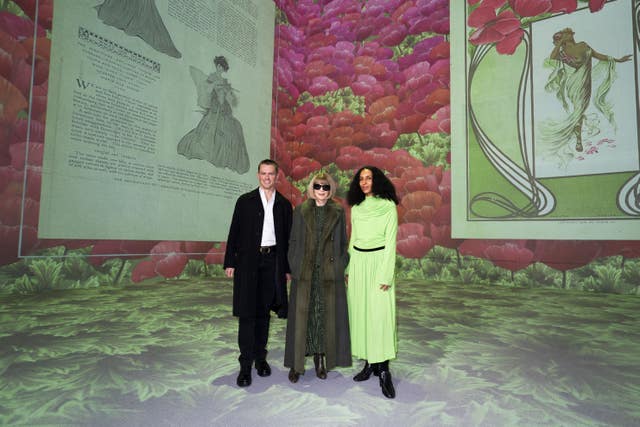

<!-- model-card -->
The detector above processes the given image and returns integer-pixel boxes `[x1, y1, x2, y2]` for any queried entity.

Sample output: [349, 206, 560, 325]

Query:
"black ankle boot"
[353, 360, 374, 381]
[378, 360, 395, 399]
[314, 353, 327, 379]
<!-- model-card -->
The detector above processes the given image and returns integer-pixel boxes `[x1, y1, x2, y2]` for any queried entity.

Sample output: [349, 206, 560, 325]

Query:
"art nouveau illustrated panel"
[452, 0, 640, 239]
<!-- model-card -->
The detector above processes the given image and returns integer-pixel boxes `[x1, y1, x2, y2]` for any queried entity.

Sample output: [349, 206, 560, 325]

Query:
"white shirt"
[259, 187, 276, 246]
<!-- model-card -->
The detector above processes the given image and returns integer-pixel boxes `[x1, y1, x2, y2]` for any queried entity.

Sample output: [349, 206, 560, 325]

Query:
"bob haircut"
[307, 172, 337, 200]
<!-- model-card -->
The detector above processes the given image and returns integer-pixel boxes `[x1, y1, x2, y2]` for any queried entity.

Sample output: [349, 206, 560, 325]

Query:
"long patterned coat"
[284, 199, 351, 373]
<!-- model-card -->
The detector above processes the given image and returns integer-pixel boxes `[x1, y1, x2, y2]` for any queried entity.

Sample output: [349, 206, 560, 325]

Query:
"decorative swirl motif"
[468, 34, 556, 219]
[615, 1, 640, 216]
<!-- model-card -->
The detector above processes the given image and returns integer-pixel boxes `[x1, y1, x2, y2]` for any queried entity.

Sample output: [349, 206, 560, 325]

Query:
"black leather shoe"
[379, 371, 396, 398]
[288, 368, 300, 383]
[255, 360, 271, 377]
[236, 371, 251, 387]
[353, 361, 374, 381]
[314, 354, 327, 379]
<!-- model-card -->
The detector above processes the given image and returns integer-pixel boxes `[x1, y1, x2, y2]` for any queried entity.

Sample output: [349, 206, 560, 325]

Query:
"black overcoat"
[284, 199, 351, 373]
[224, 188, 292, 318]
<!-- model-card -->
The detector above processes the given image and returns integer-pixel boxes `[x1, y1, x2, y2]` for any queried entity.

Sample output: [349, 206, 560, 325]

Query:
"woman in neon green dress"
[346, 166, 399, 399]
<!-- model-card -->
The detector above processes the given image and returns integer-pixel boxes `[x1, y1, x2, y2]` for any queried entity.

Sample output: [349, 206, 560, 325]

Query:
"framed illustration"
[451, 0, 640, 239]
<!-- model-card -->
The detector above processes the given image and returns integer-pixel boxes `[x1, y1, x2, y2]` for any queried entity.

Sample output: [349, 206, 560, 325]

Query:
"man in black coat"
[223, 159, 292, 387]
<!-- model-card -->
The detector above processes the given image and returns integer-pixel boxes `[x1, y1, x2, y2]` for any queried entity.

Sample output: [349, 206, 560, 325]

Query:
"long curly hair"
[347, 166, 399, 206]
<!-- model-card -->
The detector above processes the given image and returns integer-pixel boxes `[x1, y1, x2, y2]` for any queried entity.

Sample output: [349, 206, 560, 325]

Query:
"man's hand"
[225, 267, 234, 278]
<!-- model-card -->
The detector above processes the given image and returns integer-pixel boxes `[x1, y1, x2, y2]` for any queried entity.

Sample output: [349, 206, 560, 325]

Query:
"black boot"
[378, 360, 395, 399]
[288, 368, 300, 383]
[353, 360, 375, 381]
[314, 353, 327, 379]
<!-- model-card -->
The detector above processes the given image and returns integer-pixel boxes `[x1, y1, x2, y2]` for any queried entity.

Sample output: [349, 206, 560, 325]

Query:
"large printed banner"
[451, 0, 640, 239]
[39, 0, 274, 241]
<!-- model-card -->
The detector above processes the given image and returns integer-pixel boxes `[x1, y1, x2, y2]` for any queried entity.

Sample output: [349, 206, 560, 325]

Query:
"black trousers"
[237, 251, 275, 372]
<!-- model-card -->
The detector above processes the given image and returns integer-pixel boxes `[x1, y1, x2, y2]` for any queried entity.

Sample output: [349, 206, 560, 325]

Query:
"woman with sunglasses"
[346, 166, 399, 398]
[284, 172, 351, 383]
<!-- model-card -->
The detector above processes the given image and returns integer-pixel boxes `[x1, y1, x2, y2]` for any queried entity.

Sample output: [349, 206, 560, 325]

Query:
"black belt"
[354, 245, 385, 252]
[259, 245, 276, 254]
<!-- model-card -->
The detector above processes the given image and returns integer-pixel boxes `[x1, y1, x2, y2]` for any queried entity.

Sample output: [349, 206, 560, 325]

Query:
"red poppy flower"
[9, 142, 42, 169]
[415, 87, 450, 117]
[509, 0, 580, 15]
[0, 75, 27, 124]
[290, 156, 321, 181]
[304, 60, 337, 79]
[397, 222, 433, 259]
[468, 8, 524, 54]
[328, 125, 355, 149]
[400, 191, 442, 224]
[131, 260, 157, 283]
[335, 146, 364, 171]
[366, 122, 398, 150]
[368, 95, 399, 124]
[601, 241, 640, 259]
[428, 41, 450, 62]
[401, 166, 442, 193]
[588, 0, 605, 12]
[533, 240, 602, 271]
[12, 117, 45, 144]
[12, 0, 53, 30]
[150, 241, 188, 279]
[419, 105, 451, 135]
[378, 22, 408, 47]
[459, 239, 509, 259]
[393, 103, 426, 134]
[403, 61, 432, 90]
[0, 30, 27, 80]
[0, 11, 46, 40]
[430, 224, 463, 250]
[351, 74, 385, 104]
[307, 76, 339, 96]
[331, 110, 364, 128]
[354, 15, 392, 41]
[485, 241, 534, 272]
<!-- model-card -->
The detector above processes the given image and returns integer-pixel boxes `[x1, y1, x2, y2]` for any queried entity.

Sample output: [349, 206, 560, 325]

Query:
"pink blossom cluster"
[271, 1, 452, 262]
[2, 0, 639, 281]
[467, 0, 607, 54]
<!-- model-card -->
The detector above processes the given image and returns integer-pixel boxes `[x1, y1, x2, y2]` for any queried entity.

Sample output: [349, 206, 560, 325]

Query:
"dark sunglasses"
[313, 183, 331, 191]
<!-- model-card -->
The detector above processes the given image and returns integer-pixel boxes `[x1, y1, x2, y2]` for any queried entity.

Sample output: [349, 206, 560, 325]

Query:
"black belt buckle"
[259, 246, 275, 254]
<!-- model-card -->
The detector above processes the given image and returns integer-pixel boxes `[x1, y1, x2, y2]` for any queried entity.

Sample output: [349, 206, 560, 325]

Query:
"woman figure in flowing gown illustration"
[95, 0, 181, 58]
[541, 28, 631, 164]
[177, 56, 250, 174]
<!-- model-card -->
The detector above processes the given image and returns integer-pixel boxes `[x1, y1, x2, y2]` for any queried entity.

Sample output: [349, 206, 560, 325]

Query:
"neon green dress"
[347, 196, 398, 363]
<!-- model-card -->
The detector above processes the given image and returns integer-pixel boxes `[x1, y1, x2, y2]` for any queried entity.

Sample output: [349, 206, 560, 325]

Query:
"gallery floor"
[1, 278, 639, 426]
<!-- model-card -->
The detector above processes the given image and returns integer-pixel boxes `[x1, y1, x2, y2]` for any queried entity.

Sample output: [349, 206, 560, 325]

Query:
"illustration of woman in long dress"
[177, 56, 250, 174]
[540, 28, 630, 163]
[95, 0, 181, 58]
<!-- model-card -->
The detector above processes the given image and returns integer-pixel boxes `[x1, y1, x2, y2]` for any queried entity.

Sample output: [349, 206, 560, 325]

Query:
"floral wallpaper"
[0, 0, 639, 294]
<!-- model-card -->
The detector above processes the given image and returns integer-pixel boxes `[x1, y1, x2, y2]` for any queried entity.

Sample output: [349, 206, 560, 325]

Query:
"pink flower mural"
[0, 0, 635, 294]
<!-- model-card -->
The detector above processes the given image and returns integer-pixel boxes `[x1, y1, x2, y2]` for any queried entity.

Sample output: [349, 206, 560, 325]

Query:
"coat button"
[330, 257, 334, 262]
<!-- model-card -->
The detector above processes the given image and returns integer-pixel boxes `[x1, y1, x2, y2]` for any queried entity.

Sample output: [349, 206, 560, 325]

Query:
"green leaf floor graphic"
[0, 279, 638, 426]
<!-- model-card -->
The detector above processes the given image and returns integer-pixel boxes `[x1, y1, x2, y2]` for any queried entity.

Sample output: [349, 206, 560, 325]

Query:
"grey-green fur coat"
[284, 198, 351, 373]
